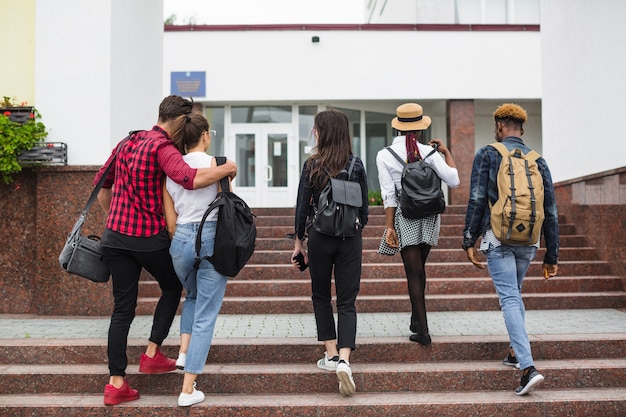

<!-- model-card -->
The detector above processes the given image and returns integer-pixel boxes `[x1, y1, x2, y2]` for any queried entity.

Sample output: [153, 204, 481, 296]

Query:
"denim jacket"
[462, 137, 559, 265]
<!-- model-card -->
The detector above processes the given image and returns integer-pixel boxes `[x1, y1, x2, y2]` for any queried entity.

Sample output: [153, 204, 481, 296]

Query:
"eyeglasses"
[206, 129, 217, 138]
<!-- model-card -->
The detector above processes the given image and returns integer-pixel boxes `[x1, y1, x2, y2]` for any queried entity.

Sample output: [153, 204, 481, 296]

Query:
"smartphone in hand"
[293, 252, 308, 271]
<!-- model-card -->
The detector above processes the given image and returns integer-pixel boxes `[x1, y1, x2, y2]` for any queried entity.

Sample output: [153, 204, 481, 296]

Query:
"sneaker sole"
[337, 370, 356, 396]
[515, 373, 545, 396]
[139, 365, 177, 374]
[104, 393, 140, 406]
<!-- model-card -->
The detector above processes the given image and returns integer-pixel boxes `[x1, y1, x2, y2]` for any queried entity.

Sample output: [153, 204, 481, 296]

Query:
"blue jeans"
[484, 244, 537, 370]
[169, 222, 227, 374]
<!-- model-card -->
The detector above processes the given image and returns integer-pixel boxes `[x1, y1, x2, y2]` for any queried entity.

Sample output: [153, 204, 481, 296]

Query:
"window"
[204, 107, 224, 156]
[231, 106, 292, 123]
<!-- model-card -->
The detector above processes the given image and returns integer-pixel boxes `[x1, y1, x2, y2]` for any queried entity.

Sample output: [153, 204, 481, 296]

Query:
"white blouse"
[376, 136, 460, 209]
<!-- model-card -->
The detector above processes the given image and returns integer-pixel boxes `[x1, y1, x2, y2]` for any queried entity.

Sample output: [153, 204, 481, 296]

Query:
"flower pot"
[0, 107, 35, 125]
[18, 142, 67, 166]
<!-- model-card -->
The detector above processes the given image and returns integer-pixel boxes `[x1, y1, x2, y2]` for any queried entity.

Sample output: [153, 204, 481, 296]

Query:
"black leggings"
[401, 243, 431, 335]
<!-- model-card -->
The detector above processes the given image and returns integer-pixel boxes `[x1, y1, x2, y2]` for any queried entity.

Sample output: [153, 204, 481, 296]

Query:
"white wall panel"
[541, 0, 626, 182]
[164, 29, 541, 102]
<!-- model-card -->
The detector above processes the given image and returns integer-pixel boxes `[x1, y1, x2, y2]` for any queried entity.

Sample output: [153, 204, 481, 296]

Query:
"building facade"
[1, 0, 625, 208]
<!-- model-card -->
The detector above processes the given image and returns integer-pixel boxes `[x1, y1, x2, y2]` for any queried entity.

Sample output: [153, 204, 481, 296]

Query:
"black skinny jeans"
[307, 228, 362, 350]
[103, 246, 182, 376]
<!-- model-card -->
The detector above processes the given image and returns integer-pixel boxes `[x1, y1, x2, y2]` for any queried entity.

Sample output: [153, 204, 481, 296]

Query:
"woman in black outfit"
[292, 109, 369, 397]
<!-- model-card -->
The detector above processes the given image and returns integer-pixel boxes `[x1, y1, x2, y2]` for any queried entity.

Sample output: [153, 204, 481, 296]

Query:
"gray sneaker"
[336, 360, 356, 396]
[503, 352, 520, 369]
[514, 367, 544, 396]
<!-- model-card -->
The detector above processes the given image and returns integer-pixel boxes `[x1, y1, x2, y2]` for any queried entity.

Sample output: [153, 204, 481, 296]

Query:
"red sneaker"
[103, 380, 140, 405]
[138, 348, 177, 374]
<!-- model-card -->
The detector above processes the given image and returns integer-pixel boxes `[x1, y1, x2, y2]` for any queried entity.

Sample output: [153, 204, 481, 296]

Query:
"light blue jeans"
[484, 243, 537, 370]
[169, 221, 227, 375]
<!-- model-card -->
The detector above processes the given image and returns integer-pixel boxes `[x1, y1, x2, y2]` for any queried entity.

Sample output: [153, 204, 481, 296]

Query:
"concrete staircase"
[1, 205, 625, 416]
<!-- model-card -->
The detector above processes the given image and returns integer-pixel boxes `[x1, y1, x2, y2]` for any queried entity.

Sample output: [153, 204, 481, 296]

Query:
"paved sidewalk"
[1, 309, 625, 340]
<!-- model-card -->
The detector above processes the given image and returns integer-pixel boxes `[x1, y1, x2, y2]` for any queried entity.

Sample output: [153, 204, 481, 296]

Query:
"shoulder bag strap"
[81, 131, 138, 216]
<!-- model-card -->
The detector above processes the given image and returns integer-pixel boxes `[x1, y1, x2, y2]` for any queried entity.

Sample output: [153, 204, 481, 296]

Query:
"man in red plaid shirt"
[95, 95, 237, 406]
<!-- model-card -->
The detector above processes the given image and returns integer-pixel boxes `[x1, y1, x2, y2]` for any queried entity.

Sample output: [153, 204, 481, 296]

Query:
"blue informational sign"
[170, 71, 206, 97]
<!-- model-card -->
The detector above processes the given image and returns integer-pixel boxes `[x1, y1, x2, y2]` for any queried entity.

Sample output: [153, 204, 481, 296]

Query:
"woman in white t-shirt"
[163, 113, 231, 407]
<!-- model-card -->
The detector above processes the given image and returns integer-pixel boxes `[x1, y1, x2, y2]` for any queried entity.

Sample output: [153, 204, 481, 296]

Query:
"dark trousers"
[103, 247, 183, 376]
[307, 228, 362, 350]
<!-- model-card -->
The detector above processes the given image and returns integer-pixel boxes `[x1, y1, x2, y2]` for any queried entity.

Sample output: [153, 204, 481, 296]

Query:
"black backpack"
[386, 145, 445, 219]
[193, 157, 256, 277]
[312, 156, 363, 238]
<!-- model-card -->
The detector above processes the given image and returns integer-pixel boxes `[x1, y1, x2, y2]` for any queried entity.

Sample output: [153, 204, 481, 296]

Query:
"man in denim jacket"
[462, 103, 559, 396]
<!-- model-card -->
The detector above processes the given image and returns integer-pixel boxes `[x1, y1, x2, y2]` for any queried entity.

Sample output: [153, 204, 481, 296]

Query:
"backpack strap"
[422, 144, 439, 161]
[346, 155, 356, 177]
[215, 156, 230, 192]
[387, 144, 438, 165]
[193, 156, 228, 270]
[386, 147, 406, 166]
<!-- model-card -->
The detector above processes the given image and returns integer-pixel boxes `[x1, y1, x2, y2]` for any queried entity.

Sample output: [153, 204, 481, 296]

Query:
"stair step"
[4, 334, 623, 365]
[138, 275, 624, 298]
[254, 224, 579, 238]
[249, 247, 601, 264]
[136, 292, 624, 315]
[255, 234, 591, 251]
[226, 260, 613, 280]
[3, 359, 625, 394]
[2, 388, 625, 416]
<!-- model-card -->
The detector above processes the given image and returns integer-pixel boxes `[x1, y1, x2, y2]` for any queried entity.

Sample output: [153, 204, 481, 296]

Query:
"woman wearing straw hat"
[375, 103, 460, 345]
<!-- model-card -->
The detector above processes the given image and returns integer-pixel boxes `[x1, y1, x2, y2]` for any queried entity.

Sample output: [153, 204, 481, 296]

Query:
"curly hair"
[493, 103, 528, 124]
[307, 109, 353, 192]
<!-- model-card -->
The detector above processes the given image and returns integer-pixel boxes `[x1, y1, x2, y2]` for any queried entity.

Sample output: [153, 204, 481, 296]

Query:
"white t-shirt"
[166, 152, 219, 223]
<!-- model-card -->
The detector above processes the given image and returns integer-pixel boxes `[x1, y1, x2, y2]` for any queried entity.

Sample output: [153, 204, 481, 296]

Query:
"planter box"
[0, 107, 34, 124]
[18, 142, 67, 166]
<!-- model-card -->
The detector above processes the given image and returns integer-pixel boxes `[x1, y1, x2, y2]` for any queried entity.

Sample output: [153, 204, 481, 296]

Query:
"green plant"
[0, 97, 48, 184]
[368, 190, 383, 206]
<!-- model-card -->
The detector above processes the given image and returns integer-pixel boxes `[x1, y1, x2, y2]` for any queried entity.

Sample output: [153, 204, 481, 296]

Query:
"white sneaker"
[317, 351, 339, 371]
[178, 383, 205, 407]
[336, 360, 356, 396]
[176, 353, 186, 370]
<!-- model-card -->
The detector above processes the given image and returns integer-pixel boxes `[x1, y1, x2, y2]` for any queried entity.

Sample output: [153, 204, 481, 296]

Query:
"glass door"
[229, 124, 296, 207]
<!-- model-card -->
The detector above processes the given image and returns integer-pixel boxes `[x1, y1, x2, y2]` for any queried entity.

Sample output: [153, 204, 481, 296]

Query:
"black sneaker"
[515, 366, 544, 396]
[503, 352, 521, 369]
[409, 332, 432, 346]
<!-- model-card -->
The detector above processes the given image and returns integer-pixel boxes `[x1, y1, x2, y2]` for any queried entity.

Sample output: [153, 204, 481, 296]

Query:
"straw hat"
[391, 103, 431, 131]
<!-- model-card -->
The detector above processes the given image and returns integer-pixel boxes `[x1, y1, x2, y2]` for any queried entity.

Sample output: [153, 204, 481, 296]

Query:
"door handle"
[266, 165, 273, 183]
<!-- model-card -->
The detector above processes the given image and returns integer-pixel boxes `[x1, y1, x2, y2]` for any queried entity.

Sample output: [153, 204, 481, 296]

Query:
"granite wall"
[0, 167, 113, 315]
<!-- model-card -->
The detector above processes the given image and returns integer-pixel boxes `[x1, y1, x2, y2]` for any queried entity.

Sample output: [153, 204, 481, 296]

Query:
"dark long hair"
[170, 113, 209, 154]
[307, 109, 352, 192]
